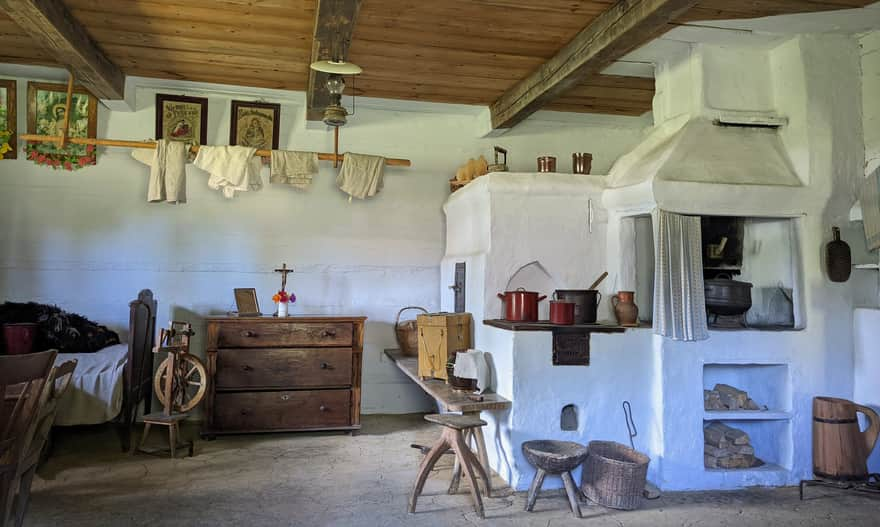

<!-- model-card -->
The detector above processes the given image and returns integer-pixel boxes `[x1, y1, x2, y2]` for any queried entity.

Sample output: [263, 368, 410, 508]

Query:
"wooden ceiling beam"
[307, 0, 362, 122]
[488, 0, 698, 129]
[0, 0, 124, 99]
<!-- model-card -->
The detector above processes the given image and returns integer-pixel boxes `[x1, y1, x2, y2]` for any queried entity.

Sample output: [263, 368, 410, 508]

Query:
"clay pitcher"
[611, 291, 639, 327]
[812, 397, 880, 480]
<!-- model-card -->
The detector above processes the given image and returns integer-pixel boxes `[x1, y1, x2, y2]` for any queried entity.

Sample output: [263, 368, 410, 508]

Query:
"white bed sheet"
[53, 343, 128, 426]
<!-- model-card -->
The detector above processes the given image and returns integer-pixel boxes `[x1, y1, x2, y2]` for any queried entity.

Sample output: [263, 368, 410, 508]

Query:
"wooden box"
[202, 315, 365, 437]
[417, 312, 471, 380]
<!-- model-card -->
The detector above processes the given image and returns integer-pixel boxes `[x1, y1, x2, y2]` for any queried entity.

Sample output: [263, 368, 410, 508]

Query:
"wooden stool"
[522, 440, 588, 518]
[409, 414, 492, 519]
[135, 412, 193, 458]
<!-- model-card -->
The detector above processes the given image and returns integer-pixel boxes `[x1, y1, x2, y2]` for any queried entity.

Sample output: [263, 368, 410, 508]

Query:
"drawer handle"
[240, 409, 250, 416]
[321, 329, 337, 338]
[242, 365, 253, 372]
[320, 362, 330, 370]
[240, 330, 257, 338]
[281, 394, 290, 401]
[319, 405, 328, 412]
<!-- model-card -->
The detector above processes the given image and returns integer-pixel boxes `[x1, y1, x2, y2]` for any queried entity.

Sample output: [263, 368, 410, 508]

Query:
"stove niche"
[701, 216, 800, 330]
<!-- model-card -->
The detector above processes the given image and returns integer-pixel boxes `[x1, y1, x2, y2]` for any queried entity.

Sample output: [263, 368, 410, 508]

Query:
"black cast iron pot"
[704, 275, 753, 316]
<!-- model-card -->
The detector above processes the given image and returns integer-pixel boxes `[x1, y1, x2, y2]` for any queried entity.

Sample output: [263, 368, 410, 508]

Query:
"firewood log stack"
[704, 422, 764, 469]
[704, 383, 763, 411]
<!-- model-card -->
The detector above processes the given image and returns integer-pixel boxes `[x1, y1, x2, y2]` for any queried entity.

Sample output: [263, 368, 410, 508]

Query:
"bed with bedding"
[0, 290, 157, 450]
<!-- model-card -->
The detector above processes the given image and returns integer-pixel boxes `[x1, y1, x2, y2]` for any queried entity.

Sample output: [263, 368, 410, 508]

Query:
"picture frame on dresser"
[233, 288, 260, 316]
[201, 316, 366, 439]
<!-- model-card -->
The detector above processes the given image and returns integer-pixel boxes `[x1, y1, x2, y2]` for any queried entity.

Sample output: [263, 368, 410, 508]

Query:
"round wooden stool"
[409, 414, 492, 519]
[522, 440, 588, 518]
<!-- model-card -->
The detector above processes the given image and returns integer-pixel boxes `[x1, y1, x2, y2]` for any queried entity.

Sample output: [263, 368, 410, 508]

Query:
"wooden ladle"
[588, 271, 608, 290]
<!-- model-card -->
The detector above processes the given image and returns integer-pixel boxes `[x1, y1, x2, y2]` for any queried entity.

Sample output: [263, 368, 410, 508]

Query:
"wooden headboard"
[118, 289, 157, 452]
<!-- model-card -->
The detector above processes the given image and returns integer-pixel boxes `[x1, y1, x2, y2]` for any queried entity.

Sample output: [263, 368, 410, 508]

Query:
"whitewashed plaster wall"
[0, 72, 648, 415]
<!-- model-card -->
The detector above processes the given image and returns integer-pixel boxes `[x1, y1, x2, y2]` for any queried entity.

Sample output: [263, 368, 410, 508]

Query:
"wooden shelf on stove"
[483, 319, 632, 332]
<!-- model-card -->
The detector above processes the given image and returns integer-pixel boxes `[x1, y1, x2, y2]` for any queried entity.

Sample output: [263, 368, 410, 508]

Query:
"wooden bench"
[384, 349, 511, 492]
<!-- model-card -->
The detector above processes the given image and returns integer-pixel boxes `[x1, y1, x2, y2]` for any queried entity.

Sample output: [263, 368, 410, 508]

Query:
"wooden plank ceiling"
[0, 0, 875, 117]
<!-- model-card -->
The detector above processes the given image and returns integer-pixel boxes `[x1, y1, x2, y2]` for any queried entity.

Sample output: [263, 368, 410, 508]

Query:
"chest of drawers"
[202, 315, 366, 437]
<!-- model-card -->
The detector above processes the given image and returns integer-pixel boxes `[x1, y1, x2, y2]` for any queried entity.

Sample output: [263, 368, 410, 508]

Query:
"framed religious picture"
[156, 93, 208, 145]
[229, 100, 280, 150]
[0, 79, 17, 159]
[233, 288, 261, 316]
[27, 82, 98, 169]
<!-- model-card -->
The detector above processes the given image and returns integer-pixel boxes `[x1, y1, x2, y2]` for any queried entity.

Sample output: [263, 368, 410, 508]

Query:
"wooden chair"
[11, 360, 77, 527]
[409, 414, 491, 519]
[132, 323, 196, 458]
[0, 350, 57, 527]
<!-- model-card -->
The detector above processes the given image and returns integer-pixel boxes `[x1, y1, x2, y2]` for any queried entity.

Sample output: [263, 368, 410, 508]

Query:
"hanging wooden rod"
[18, 133, 412, 167]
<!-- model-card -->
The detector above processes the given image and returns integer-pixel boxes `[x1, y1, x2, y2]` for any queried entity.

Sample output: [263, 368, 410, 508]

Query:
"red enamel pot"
[549, 301, 576, 325]
[498, 288, 547, 322]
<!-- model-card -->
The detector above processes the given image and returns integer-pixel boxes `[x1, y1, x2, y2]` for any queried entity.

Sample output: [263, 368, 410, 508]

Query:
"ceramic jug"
[611, 291, 639, 327]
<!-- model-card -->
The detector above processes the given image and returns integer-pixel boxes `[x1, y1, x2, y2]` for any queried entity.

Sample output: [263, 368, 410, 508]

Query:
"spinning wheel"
[154, 354, 206, 413]
[134, 321, 202, 458]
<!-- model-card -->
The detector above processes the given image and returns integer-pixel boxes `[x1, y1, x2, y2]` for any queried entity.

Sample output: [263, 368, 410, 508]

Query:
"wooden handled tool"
[588, 271, 608, 290]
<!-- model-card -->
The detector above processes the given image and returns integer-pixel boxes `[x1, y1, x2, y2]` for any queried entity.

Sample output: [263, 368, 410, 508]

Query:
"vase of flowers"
[272, 290, 295, 317]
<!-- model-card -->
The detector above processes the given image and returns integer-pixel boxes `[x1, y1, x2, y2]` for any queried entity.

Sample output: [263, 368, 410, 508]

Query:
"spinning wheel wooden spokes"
[154, 354, 207, 413]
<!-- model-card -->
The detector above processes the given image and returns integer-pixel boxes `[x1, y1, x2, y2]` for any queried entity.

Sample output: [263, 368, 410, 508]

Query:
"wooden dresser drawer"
[214, 389, 352, 431]
[216, 321, 353, 348]
[215, 348, 353, 389]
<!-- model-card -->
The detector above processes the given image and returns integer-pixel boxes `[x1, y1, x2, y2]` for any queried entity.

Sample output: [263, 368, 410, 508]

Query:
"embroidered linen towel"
[131, 139, 190, 204]
[270, 150, 318, 190]
[861, 167, 880, 251]
[337, 152, 385, 200]
[194, 145, 262, 199]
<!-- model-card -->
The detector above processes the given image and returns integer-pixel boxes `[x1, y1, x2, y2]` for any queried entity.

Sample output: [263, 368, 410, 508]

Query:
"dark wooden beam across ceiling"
[307, 0, 362, 122]
[0, 0, 124, 99]
[489, 0, 699, 129]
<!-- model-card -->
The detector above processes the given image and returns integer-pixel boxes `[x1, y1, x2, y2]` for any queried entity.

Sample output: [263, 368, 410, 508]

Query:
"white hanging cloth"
[195, 145, 262, 199]
[270, 150, 318, 190]
[653, 209, 709, 341]
[337, 152, 385, 200]
[131, 139, 191, 204]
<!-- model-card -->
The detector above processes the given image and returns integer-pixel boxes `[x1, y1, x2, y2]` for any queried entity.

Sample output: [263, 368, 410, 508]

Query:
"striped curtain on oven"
[860, 167, 880, 251]
[653, 210, 709, 341]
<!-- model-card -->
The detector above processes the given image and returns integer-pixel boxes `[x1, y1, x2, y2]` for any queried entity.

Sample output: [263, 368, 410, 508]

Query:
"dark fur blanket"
[0, 302, 120, 354]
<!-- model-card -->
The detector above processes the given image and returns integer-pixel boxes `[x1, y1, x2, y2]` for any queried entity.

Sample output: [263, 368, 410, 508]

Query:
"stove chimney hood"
[605, 44, 807, 216]
[608, 117, 801, 188]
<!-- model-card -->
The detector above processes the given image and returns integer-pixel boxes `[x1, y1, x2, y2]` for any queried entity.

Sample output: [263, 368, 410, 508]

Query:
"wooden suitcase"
[417, 312, 471, 380]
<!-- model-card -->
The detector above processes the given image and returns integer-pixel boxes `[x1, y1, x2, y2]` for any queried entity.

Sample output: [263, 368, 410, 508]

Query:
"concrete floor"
[25, 414, 879, 526]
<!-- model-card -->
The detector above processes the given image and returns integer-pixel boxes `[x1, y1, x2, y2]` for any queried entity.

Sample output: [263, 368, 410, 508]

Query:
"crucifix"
[274, 263, 294, 292]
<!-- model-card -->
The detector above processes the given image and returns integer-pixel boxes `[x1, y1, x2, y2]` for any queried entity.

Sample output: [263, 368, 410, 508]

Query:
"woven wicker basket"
[395, 306, 427, 356]
[581, 440, 650, 510]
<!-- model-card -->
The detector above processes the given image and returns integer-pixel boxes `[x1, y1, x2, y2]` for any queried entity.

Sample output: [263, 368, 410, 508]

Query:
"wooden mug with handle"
[812, 396, 880, 480]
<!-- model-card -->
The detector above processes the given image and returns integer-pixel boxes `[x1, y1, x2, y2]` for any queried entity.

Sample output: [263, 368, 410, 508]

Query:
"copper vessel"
[572, 153, 592, 174]
[537, 156, 556, 173]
